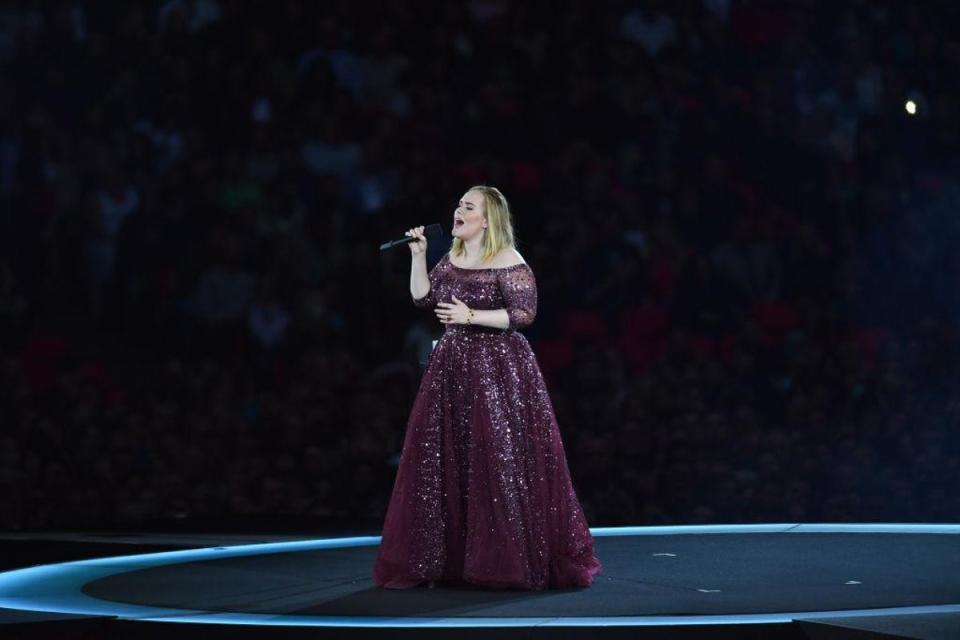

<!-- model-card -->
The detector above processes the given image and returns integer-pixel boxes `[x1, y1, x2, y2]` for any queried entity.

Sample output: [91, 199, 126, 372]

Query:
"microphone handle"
[379, 223, 443, 252]
[379, 236, 418, 251]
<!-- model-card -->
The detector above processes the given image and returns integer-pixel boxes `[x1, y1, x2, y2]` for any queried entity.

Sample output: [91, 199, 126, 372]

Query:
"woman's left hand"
[436, 295, 472, 324]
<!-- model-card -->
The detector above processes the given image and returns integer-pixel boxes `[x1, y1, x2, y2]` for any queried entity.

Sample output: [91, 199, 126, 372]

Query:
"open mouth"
[454, 219, 465, 228]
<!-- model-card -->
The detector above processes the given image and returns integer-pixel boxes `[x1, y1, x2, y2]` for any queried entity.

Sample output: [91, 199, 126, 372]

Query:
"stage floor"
[1, 524, 958, 639]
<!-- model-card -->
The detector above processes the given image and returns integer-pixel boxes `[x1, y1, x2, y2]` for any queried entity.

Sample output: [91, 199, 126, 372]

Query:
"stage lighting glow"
[0, 524, 958, 628]
[905, 100, 917, 115]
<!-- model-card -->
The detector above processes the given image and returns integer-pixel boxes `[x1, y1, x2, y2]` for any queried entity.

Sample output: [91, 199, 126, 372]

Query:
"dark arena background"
[1, 1, 959, 639]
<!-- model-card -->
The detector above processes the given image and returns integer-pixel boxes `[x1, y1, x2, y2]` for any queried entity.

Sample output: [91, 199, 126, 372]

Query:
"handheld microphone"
[379, 223, 443, 251]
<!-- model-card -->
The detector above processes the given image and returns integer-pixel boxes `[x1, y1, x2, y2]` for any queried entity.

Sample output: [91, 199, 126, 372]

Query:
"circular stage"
[1, 524, 958, 638]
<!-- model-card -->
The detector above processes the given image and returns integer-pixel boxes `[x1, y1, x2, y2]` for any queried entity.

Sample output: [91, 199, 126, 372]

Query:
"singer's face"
[453, 190, 486, 239]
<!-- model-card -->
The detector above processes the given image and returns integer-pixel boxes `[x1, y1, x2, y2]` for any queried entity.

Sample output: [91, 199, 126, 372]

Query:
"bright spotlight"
[904, 89, 928, 117]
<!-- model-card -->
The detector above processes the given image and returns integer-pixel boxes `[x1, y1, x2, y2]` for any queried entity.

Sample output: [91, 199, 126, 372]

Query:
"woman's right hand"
[406, 225, 427, 256]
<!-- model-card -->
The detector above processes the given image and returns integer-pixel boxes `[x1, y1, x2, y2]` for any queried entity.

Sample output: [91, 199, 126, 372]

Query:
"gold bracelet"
[466, 309, 474, 325]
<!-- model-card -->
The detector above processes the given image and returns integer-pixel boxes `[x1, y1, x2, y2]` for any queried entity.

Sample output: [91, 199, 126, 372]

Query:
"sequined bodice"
[412, 253, 537, 333]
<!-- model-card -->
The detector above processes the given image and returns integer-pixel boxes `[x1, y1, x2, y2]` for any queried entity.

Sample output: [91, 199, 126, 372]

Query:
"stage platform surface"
[1, 524, 958, 640]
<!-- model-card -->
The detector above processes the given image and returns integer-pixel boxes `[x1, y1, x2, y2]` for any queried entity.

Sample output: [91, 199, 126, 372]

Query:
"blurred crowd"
[2, 0, 959, 531]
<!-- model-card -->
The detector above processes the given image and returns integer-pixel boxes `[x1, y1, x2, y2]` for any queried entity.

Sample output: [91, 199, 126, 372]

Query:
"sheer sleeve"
[498, 264, 537, 330]
[412, 257, 444, 308]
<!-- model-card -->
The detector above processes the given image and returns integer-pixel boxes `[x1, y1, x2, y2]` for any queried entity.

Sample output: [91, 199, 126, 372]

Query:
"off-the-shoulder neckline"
[444, 253, 528, 271]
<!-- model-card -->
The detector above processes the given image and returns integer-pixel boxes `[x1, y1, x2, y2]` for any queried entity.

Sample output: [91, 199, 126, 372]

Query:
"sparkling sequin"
[373, 253, 603, 590]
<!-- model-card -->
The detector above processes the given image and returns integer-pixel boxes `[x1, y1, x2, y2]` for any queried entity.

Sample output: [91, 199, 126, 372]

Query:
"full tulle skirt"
[373, 327, 602, 590]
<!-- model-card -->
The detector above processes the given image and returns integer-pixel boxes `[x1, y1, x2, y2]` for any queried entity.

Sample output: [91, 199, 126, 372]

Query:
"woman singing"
[373, 185, 602, 590]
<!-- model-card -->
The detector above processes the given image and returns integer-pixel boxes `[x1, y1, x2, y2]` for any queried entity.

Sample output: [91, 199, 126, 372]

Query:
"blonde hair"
[450, 185, 516, 263]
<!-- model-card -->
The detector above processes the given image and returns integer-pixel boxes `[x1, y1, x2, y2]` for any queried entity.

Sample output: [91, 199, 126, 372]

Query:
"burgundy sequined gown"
[373, 252, 602, 590]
